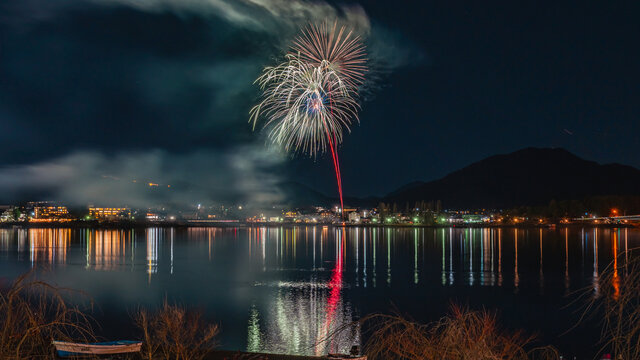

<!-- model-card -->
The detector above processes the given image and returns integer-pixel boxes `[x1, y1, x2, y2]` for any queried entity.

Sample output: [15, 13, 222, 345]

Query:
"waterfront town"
[0, 200, 634, 226]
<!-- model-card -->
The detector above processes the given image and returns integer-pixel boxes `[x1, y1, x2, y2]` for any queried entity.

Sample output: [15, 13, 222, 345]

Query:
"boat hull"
[53, 340, 142, 357]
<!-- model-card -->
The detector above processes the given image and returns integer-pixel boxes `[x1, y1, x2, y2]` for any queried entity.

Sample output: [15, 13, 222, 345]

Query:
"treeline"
[506, 196, 640, 218]
[377, 200, 443, 224]
[388, 196, 640, 219]
[377, 200, 442, 215]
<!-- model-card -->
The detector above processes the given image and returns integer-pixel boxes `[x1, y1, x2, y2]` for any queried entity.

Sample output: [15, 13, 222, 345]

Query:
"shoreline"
[0, 220, 635, 229]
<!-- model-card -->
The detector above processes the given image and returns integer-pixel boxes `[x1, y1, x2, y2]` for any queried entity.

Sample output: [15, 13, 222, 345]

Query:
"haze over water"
[0, 226, 636, 357]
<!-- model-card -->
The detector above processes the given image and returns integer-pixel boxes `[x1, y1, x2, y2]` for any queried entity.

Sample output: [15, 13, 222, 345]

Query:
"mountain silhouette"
[383, 147, 640, 209]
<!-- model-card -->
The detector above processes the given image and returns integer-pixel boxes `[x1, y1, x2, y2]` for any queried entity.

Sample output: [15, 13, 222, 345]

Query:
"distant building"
[319, 210, 333, 217]
[89, 207, 131, 220]
[348, 211, 361, 223]
[446, 215, 464, 224]
[0, 206, 27, 222]
[283, 211, 298, 219]
[34, 206, 69, 219]
[461, 214, 490, 223]
[146, 213, 160, 221]
[342, 208, 357, 215]
[0, 208, 13, 222]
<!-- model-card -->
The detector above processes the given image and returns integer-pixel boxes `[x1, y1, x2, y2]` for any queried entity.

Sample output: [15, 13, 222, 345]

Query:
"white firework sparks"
[250, 54, 359, 156]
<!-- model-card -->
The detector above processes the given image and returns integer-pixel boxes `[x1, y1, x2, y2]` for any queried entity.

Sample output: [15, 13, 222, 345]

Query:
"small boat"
[52, 340, 142, 357]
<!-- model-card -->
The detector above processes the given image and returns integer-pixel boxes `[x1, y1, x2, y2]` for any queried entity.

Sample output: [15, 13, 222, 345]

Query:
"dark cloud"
[0, 6, 259, 160]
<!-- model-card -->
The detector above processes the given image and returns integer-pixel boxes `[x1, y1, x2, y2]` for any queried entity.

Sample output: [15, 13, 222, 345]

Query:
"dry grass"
[581, 248, 640, 359]
[135, 300, 219, 360]
[0, 271, 95, 359]
[361, 305, 559, 360]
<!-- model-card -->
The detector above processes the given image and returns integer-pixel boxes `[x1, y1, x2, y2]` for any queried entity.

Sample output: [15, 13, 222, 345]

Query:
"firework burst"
[250, 22, 367, 217]
[250, 54, 359, 156]
[293, 22, 367, 91]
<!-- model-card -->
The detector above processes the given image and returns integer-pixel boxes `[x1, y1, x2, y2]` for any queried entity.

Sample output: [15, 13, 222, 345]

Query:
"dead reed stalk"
[135, 300, 219, 360]
[0, 271, 95, 359]
[583, 248, 640, 359]
[362, 305, 559, 360]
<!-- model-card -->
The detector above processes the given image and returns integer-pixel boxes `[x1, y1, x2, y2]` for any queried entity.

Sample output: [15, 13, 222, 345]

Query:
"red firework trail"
[319, 228, 344, 354]
[326, 130, 344, 218]
[328, 85, 344, 219]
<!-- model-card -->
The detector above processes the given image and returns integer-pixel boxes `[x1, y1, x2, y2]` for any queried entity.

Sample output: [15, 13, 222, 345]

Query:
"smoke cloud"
[0, 146, 286, 208]
[90, 0, 371, 34]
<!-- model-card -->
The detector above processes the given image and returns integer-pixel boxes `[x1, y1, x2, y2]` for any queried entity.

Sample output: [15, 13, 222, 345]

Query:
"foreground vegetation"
[358, 248, 640, 360]
[0, 272, 217, 359]
[578, 248, 640, 359]
[361, 306, 559, 360]
[136, 301, 219, 360]
[0, 272, 94, 359]
[2, 252, 640, 359]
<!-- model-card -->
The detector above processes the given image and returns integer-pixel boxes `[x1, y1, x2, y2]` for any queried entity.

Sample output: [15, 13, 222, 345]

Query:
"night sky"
[0, 0, 638, 206]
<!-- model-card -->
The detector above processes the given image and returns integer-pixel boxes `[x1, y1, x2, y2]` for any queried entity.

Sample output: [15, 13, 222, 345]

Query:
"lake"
[0, 226, 635, 358]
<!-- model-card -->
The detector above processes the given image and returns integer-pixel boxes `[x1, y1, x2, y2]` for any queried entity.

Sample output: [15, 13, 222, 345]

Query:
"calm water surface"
[0, 226, 636, 357]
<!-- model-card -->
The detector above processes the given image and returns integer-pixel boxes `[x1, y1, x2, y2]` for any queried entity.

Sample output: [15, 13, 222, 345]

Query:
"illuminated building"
[34, 206, 70, 219]
[341, 208, 357, 215]
[461, 214, 490, 223]
[89, 207, 131, 220]
[0, 206, 13, 222]
[146, 213, 160, 221]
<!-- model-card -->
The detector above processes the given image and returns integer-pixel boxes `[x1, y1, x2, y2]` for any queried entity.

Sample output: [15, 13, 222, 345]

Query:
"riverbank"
[0, 220, 635, 229]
